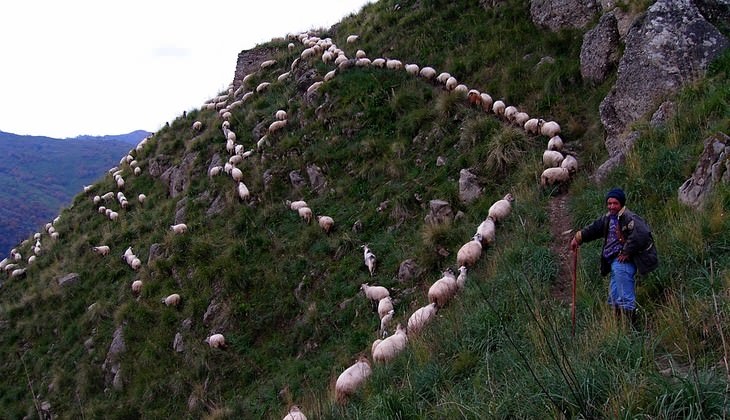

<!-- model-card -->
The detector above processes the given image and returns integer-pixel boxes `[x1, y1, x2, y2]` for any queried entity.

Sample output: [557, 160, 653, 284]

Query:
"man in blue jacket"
[570, 188, 658, 324]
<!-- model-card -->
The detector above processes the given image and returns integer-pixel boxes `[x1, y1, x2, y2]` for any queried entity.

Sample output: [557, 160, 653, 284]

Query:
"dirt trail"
[547, 192, 575, 303]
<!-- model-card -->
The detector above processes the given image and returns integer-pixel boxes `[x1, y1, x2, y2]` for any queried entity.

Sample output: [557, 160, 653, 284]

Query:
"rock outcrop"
[530, 0, 599, 31]
[678, 132, 729, 209]
[580, 12, 620, 83]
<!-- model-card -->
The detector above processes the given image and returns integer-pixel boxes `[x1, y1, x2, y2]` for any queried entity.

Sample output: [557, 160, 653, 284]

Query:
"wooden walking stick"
[572, 246, 579, 337]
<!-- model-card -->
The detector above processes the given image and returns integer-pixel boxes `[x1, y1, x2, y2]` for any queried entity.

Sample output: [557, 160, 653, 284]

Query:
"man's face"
[606, 197, 622, 215]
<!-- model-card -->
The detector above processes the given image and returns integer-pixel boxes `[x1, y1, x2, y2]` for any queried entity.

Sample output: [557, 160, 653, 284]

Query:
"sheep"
[385, 59, 403, 70]
[524, 118, 541, 135]
[256, 82, 271, 93]
[561, 154, 578, 174]
[134, 167, 142, 176]
[283, 405, 307, 420]
[286, 200, 308, 211]
[405, 63, 419, 75]
[504, 105, 518, 121]
[192, 121, 202, 131]
[428, 268, 458, 308]
[514, 112, 530, 126]
[138, 194, 146, 205]
[275, 110, 287, 120]
[162, 293, 181, 307]
[237, 182, 250, 201]
[371, 58, 386, 67]
[360, 283, 389, 301]
[92, 245, 110, 256]
[317, 215, 335, 233]
[467, 89, 482, 106]
[492, 100, 506, 116]
[324, 69, 337, 82]
[130, 258, 142, 270]
[335, 356, 371, 403]
[543, 150, 564, 168]
[377, 296, 394, 319]
[83, 185, 94, 193]
[170, 223, 188, 234]
[231, 167, 244, 182]
[11, 268, 26, 278]
[260, 59, 276, 69]
[547, 135, 564, 151]
[453, 84, 469, 95]
[407, 302, 438, 335]
[205, 333, 226, 349]
[456, 265, 468, 292]
[277, 72, 291, 82]
[445, 76, 458, 91]
[355, 57, 371, 67]
[131, 280, 143, 296]
[456, 233, 483, 268]
[269, 120, 287, 134]
[27, 255, 36, 264]
[229, 154, 243, 165]
[488, 193, 515, 223]
[476, 217, 496, 246]
[372, 323, 408, 365]
[298, 206, 313, 224]
[306, 81, 323, 94]
[436, 72, 451, 84]
[355, 49, 367, 59]
[540, 167, 571, 187]
[346, 34, 359, 44]
[419, 66, 437, 79]
[362, 245, 376, 276]
[108, 211, 119, 221]
[379, 309, 395, 337]
[480, 93, 494, 112]
[541, 120, 561, 137]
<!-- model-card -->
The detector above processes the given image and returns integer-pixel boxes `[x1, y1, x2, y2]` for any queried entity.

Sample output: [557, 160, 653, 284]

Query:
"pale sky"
[0, 1, 373, 139]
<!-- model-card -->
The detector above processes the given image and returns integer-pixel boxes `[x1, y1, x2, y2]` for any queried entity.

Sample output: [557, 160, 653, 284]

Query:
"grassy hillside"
[0, 1, 728, 418]
[0, 131, 151, 256]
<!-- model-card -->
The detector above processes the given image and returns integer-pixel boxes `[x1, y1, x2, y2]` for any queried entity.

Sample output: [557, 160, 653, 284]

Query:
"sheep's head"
[504, 193, 515, 202]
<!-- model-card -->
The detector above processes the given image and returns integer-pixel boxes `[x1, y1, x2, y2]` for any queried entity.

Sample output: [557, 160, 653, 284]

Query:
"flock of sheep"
[0, 25, 574, 418]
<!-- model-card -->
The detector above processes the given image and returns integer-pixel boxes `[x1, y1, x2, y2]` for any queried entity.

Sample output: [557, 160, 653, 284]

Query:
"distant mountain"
[0, 130, 151, 255]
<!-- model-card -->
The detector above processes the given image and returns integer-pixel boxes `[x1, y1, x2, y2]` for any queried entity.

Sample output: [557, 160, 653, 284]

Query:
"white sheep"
[467, 89, 482, 106]
[436, 72, 451, 84]
[540, 167, 571, 187]
[162, 293, 181, 307]
[231, 167, 244, 182]
[346, 34, 359, 44]
[456, 265, 468, 292]
[428, 268, 458, 308]
[316, 215, 335, 233]
[492, 100, 506, 116]
[379, 309, 395, 337]
[377, 296, 394, 319]
[192, 121, 202, 131]
[561, 154, 578, 174]
[453, 84, 469, 95]
[405, 63, 419, 75]
[324, 69, 337, 82]
[269, 120, 287, 134]
[131, 280, 143, 295]
[306, 81, 323, 94]
[277, 72, 290, 82]
[27, 255, 37, 264]
[260, 59, 276, 69]
[360, 283, 389, 301]
[130, 258, 142, 270]
[256, 82, 271, 93]
[209, 166, 223, 177]
[237, 182, 250, 201]
[407, 302, 438, 335]
[11, 268, 26, 278]
[92, 245, 111, 256]
[362, 245, 376, 276]
[514, 112, 530, 126]
[445, 76, 458, 91]
[541, 121, 561, 137]
[371, 58, 386, 67]
[286, 200, 308, 211]
[83, 185, 94, 193]
[138, 194, 146, 205]
[543, 150, 564, 168]
[205, 333, 226, 349]
[134, 167, 142, 176]
[282, 405, 307, 420]
[488, 193, 515, 223]
[476, 217, 496, 246]
[372, 324, 408, 364]
[170, 223, 188, 234]
[547, 135, 564, 151]
[524, 118, 541, 134]
[298, 207, 313, 224]
[419, 66, 437, 79]
[275, 110, 287, 120]
[480, 93, 494, 112]
[355, 49, 367, 59]
[386, 59, 403, 70]
[335, 356, 371, 403]
[456, 233, 483, 268]
[504, 105, 518, 121]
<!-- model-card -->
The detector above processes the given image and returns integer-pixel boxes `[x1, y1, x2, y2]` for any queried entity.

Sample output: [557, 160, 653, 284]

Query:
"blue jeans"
[608, 259, 637, 311]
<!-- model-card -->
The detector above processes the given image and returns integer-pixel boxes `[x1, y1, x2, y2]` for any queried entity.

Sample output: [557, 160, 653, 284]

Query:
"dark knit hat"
[606, 188, 626, 206]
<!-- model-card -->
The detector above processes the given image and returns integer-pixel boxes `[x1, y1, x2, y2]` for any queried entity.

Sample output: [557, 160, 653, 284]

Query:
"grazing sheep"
[540, 167, 571, 187]
[28, 255, 37, 264]
[317, 215, 334, 233]
[306, 81, 323, 94]
[445, 76, 458, 91]
[361, 283, 389, 301]
[205, 333, 226, 349]
[355, 49, 367, 59]
[138, 194, 146, 205]
[456, 265, 468, 292]
[131, 280, 143, 296]
[277, 72, 291, 82]
[457, 233, 483, 268]
[436, 72, 451, 84]
[92, 245, 110, 256]
[283, 405, 307, 420]
[371, 58, 386, 67]
[428, 268, 458, 308]
[298, 206, 313, 224]
[386, 59, 403, 70]
[379, 309, 395, 337]
[162, 293, 181, 307]
[192, 121, 202, 131]
[237, 182, 250, 201]
[346, 34, 359, 44]
[361, 245, 376, 276]
[130, 258, 142, 270]
[335, 356, 371, 403]
[269, 119, 287, 134]
[372, 324, 408, 364]
[543, 150, 564, 168]
[419, 66, 437, 79]
[476, 217, 496, 246]
[286, 200, 308, 211]
[231, 167, 244, 182]
[170, 223, 188, 234]
[134, 167, 142, 176]
[11, 268, 26, 278]
[547, 135, 564, 151]
[492, 100, 506, 116]
[324, 69, 337, 82]
[524, 118, 541, 134]
[561, 154, 578, 174]
[467, 89, 482, 106]
[260, 59, 276, 69]
[453, 84, 469, 95]
[407, 302, 438, 335]
[541, 121, 561, 137]
[405, 63, 419, 75]
[83, 185, 94, 193]
[488, 193, 515, 223]
[377, 296, 394, 319]
[480, 93, 494, 112]
[504, 105, 518, 121]
[275, 110, 287, 120]
[514, 112, 530, 126]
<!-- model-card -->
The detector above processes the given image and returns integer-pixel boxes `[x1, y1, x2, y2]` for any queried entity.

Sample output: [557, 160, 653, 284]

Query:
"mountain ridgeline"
[0, 130, 151, 256]
[0, 0, 728, 418]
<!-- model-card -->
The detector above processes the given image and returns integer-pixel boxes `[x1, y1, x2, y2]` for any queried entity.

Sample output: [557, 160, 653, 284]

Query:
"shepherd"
[570, 188, 658, 326]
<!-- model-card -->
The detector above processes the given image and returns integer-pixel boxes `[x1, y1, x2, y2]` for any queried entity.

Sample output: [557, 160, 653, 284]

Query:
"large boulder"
[594, 0, 728, 181]
[580, 12, 620, 83]
[458, 169, 483, 204]
[678, 133, 729, 209]
[530, 0, 599, 31]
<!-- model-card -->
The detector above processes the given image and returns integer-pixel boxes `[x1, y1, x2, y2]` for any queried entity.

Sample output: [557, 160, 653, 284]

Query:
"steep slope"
[0, 1, 728, 419]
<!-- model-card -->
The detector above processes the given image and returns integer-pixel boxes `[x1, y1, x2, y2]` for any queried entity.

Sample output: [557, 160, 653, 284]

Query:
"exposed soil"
[547, 192, 575, 303]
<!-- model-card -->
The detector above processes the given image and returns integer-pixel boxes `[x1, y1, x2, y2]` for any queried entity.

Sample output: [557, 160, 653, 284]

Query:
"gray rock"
[173, 332, 185, 353]
[580, 12, 620, 83]
[425, 200, 454, 225]
[102, 325, 126, 390]
[678, 133, 729, 209]
[289, 170, 307, 189]
[57, 273, 79, 287]
[148, 243, 164, 264]
[530, 0, 599, 31]
[599, 0, 642, 38]
[160, 152, 198, 198]
[397, 259, 420, 283]
[459, 169, 483, 204]
[306, 163, 327, 194]
[174, 197, 188, 224]
[650, 101, 676, 127]
[206, 194, 226, 216]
